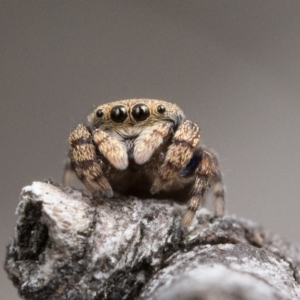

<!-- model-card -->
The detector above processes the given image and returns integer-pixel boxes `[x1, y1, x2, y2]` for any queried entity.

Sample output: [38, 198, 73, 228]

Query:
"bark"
[5, 181, 300, 300]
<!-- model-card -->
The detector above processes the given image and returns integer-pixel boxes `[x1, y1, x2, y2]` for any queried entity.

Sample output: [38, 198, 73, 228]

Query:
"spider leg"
[182, 147, 225, 226]
[62, 154, 76, 187]
[150, 120, 200, 193]
[134, 122, 173, 165]
[68, 124, 113, 197]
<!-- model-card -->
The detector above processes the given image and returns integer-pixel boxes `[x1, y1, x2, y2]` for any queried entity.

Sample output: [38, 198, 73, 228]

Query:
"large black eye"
[132, 104, 150, 121]
[157, 104, 166, 114]
[110, 105, 127, 123]
[96, 109, 104, 118]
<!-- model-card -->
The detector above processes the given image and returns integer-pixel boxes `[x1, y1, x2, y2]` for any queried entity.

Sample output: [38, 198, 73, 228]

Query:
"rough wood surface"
[5, 181, 300, 300]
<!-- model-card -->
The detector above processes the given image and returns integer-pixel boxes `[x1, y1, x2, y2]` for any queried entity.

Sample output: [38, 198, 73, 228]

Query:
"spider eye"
[110, 105, 128, 123]
[96, 109, 104, 118]
[132, 104, 150, 121]
[157, 105, 166, 114]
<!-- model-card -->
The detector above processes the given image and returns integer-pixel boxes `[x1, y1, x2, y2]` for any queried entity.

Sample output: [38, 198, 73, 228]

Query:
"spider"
[63, 99, 225, 226]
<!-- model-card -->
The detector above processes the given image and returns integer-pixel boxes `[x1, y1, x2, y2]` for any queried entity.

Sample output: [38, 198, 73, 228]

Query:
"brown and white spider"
[63, 99, 225, 226]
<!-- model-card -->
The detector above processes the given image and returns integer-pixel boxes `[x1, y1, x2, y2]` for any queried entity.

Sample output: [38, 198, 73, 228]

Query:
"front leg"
[68, 124, 113, 197]
[150, 120, 200, 193]
[182, 147, 225, 226]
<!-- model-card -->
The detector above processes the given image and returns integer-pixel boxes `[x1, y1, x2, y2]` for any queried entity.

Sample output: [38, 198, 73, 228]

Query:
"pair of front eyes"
[96, 103, 166, 123]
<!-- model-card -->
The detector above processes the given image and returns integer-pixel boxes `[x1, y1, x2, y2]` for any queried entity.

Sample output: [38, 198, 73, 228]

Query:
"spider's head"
[88, 99, 185, 137]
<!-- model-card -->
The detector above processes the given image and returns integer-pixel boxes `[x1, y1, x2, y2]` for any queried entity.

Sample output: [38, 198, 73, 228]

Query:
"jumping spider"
[63, 99, 225, 226]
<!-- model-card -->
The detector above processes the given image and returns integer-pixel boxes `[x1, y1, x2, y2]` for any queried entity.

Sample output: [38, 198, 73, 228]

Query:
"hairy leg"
[62, 154, 76, 187]
[68, 124, 113, 196]
[182, 147, 225, 226]
[150, 120, 200, 194]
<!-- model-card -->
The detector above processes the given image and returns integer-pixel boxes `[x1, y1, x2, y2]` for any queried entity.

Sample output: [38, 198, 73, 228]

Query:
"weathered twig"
[5, 182, 300, 299]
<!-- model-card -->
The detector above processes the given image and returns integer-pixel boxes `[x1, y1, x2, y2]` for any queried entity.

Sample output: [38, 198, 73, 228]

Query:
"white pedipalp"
[133, 122, 172, 165]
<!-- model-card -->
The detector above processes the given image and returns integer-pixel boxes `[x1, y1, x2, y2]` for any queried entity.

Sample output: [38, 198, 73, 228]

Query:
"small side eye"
[132, 104, 150, 121]
[157, 105, 166, 114]
[96, 109, 104, 118]
[111, 105, 128, 123]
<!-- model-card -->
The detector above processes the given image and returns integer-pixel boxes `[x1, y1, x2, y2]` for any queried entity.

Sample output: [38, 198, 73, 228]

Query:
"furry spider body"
[64, 99, 225, 226]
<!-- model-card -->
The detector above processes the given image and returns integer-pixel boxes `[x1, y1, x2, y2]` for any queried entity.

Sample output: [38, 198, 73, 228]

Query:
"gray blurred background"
[1, 1, 300, 299]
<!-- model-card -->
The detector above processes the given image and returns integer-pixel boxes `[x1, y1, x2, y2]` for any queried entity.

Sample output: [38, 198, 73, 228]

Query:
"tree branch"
[5, 182, 300, 299]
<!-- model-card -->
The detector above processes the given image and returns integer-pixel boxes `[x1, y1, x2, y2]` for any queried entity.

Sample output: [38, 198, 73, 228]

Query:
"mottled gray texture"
[5, 182, 300, 299]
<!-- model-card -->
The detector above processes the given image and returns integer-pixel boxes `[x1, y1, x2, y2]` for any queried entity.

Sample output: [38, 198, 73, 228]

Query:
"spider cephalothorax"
[64, 99, 225, 226]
